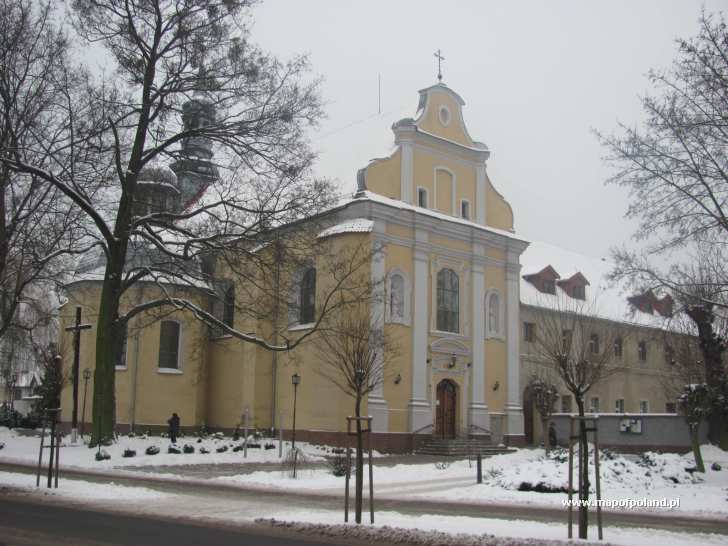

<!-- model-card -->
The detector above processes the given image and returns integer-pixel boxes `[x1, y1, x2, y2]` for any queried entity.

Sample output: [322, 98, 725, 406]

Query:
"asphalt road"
[0, 496, 358, 546]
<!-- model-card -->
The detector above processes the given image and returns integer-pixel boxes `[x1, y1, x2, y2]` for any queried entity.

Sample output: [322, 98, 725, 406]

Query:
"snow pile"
[485, 448, 703, 494]
[256, 517, 606, 546]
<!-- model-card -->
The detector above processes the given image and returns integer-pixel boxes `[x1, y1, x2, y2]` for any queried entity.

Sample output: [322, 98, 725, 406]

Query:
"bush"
[434, 461, 451, 470]
[265, 443, 276, 450]
[517, 481, 568, 494]
[0, 442, 5, 450]
[200, 446, 210, 454]
[326, 454, 352, 477]
[331, 447, 345, 455]
[232, 444, 244, 452]
[122, 449, 136, 458]
[168, 445, 181, 454]
[146, 445, 160, 456]
[95, 449, 111, 461]
[248, 443, 261, 449]
[216, 445, 228, 453]
[183, 444, 195, 454]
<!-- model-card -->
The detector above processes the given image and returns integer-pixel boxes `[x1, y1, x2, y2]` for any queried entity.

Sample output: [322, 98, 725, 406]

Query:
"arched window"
[389, 273, 405, 322]
[436, 268, 459, 333]
[158, 320, 181, 369]
[222, 285, 235, 328]
[488, 292, 500, 334]
[299, 267, 316, 324]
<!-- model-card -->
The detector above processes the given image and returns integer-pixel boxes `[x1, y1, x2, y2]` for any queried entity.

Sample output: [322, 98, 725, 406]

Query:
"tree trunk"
[691, 423, 705, 473]
[90, 248, 125, 446]
[576, 397, 589, 539]
[542, 417, 548, 448]
[354, 392, 364, 524]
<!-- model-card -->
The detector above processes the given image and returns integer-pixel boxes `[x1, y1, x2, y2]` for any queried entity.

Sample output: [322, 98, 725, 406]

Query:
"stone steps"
[414, 437, 515, 457]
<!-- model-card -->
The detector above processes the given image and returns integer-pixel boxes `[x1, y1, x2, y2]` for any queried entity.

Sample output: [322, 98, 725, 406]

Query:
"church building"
[60, 81, 531, 450]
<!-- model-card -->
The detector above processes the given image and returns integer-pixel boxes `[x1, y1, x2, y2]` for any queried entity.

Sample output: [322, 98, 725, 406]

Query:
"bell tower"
[170, 92, 219, 209]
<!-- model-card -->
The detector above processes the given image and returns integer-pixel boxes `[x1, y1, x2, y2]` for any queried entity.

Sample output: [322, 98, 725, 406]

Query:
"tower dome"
[133, 162, 180, 217]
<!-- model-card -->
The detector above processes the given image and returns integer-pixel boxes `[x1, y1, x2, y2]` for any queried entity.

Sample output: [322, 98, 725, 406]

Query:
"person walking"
[168, 412, 180, 444]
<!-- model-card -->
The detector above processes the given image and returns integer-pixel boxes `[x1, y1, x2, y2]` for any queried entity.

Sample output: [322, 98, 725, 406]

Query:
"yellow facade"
[59, 83, 530, 449]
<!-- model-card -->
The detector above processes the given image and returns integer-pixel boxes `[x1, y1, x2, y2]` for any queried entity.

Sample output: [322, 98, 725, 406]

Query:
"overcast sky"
[251, 1, 724, 258]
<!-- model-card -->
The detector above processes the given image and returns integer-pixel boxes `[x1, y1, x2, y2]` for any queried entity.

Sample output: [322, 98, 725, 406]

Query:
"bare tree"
[530, 296, 620, 539]
[526, 374, 559, 448]
[597, 10, 728, 255]
[313, 307, 398, 524]
[2, 0, 373, 445]
[0, 0, 91, 346]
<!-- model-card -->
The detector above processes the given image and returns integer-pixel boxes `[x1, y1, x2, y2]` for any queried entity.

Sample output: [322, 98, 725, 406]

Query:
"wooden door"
[436, 380, 457, 439]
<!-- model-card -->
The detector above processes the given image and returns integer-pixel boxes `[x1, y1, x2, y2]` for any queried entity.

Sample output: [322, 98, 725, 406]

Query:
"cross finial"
[434, 49, 445, 82]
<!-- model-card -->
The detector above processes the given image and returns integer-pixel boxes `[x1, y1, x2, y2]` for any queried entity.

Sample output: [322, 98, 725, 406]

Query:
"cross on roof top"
[434, 49, 445, 82]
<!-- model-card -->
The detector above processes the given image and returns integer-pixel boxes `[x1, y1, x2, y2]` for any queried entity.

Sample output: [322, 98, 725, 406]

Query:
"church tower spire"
[169, 85, 219, 210]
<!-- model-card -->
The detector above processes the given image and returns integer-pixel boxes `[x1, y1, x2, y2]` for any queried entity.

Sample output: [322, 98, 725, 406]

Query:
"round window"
[439, 105, 451, 126]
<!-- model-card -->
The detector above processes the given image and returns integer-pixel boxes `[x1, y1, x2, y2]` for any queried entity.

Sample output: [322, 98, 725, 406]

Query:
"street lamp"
[9, 373, 18, 416]
[291, 373, 301, 450]
[81, 368, 92, 437]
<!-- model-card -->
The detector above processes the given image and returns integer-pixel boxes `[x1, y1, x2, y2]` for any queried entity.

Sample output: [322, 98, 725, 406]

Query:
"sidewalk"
[2, 458, 728, 535]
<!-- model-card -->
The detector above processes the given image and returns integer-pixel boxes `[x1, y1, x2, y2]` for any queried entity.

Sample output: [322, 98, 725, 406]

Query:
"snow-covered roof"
[318, 218, 374, 239]
[520, 240, 670, 330]
[0, 371, 40, 388]
[345, 191, 524, 242]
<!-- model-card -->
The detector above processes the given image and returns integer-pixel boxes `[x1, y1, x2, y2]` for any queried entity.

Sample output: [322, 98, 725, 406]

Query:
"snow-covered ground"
[0, 426, 332, 468]
[215, 445, 728, 518]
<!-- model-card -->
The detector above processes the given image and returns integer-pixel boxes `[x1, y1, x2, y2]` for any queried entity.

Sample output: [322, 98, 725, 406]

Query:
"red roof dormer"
[557, 272, 590, 300]
[523, 265, 560, 295]
[629, 291, 674, 317]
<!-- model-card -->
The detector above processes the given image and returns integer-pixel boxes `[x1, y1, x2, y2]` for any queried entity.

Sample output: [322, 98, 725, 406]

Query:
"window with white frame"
[222, 284, 235, 328]
[386, 271, 409, 324]
[436, 268, 459, 333]
[615, 398, 625, 413]
[486, 291, 502, 337]
[639, 400, 649, 413]
[460, 200, 470, 220]
[561, 394, 572, 413]
[589, 396, 600, 413]
[158, 321, 181, 370]
[417, 187, 428, 208]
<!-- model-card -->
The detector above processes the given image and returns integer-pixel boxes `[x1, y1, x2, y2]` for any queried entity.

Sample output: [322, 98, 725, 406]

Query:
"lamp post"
[80, 368, 92, 437]
[9, 372, 18, 413]
[291, 373, 301, 451]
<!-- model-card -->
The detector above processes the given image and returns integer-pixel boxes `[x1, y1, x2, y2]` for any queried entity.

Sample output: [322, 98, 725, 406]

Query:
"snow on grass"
[0, 470, 168, 501]
[0, 426, 330, 469]
[257, 510, 728, 546]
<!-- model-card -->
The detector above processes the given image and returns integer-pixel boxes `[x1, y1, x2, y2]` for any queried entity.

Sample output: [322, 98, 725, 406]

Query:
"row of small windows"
[560, 395, 655, 414]
[416, 187, 471, 220]
[523, 322, 667, 365]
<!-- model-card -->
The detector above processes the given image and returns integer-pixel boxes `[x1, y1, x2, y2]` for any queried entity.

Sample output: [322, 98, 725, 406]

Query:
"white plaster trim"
[157, 368, 183, 375]
[476, 165, 486, 226]
[288, 322, 314, 332]
[411, 246, 429, 402]
[385, 268, 411, 326]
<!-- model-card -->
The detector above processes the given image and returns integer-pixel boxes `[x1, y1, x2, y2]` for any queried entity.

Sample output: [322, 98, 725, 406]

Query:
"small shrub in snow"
[265, 443, 276, 450]
[331, 447, 345, 455]
[712, 462, 722, 471]
[0, 442, 4, 450]
[248, 442, 261, 449]
[232, 444, 244, 452]
[212, 432, 224, 440]
[145, 445, 160, 456]
[517, 481, 568, 494]
[127, 432, 135, 438]
[122, 449, 136, 458]
[95, 449, 111, 461]
[434, 461, 451, 470]
[200, 446, 210, 454]
[216, 445, 228, 453]
[168, 445, 181, 454]
[485, 468, 502, 480]
[182, 444, 194, 454]
[326, 454, 352, 477]
[101, 438, 113, 447]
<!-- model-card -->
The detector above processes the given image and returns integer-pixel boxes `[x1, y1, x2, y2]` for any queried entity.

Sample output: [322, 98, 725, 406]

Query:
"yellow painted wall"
[417, 89, 473, 147]
[365, 150, 401, 201]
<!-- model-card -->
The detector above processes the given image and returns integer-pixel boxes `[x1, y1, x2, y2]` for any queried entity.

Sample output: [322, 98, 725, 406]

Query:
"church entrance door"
[436, 379, 457, 439]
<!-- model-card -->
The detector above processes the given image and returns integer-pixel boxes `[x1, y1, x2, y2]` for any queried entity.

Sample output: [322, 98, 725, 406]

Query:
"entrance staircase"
[414, 436, 515, 457]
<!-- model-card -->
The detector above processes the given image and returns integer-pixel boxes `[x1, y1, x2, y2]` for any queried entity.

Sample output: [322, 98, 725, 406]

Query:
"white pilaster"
[409, 233, 431, 433]
[368, 223, 388, 432]
[504, 248, 524, 439]
[476, 165, 487, 226]
[400, 142, 413, 204]
[469, 254, 490, 434]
